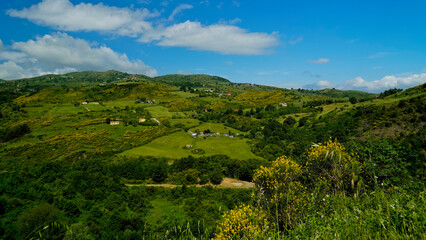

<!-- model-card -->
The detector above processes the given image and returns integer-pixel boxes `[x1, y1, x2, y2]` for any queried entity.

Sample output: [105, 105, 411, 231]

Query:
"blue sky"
[0, 0, 425, 92]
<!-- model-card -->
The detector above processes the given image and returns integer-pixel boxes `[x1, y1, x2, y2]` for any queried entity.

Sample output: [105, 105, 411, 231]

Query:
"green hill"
[0, 70, 424, 239]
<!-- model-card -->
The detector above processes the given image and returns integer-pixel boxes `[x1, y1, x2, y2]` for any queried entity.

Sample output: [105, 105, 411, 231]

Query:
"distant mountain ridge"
[0, 70, 395, 99]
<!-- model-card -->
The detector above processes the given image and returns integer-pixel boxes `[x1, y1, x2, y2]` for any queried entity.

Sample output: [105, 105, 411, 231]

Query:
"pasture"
[119, 131, 261, 160]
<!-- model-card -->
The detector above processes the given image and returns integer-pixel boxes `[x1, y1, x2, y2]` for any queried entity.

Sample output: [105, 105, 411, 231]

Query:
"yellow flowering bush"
[305, 138, 361, 193]
[253, 156, 307, 231]
[214, 204, 271, 240]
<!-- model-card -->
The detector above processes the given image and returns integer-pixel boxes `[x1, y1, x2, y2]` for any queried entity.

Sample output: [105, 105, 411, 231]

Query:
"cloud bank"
[0, 33, 157, 80]
[7, 0, 157, 37]
[139, 21, 279, 55]
[7, 0, 279, 55]
[306, 73, 426, 93]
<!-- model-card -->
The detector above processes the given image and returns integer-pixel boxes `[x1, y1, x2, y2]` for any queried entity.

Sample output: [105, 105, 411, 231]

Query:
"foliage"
[0, 123, 31, 142]
[305, 138, 361, 193]
[17, 203, 62, 239]
[253, 156, 306, 230]
[214, 204, 271, 240]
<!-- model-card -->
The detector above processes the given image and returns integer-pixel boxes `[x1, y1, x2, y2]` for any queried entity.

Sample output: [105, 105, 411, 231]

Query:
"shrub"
[305, 138, 361, 194]
[214, 204, 272, 240]
[17, 203, 61, 239]
[253, 156, 306, 231]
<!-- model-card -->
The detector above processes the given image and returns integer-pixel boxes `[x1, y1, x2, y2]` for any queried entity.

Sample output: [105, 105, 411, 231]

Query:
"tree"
[349, 96, 358, 104]
[18, 203, 61, 239]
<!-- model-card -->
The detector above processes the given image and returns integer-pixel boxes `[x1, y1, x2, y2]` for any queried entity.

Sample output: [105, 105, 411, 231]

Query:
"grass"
[145, 106, 185, 118]
[170, 91, 198, 98]
[188, 122, 243, 134]
[148, 198, 187, 226]
[119, 131, 261, 160]
[169, 118, 200, 128]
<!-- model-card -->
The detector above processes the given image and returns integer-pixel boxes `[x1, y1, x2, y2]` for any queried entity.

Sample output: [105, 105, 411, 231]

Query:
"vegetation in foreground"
[0, 71, 424, 239]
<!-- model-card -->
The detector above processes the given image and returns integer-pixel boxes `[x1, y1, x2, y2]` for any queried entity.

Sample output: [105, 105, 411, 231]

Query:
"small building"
[279, 102, 288, 107]
[227, 92, 232, 95]
[82, 102, 88, 105]
[146, 100, 153, 104]
[110, 121, 120, 125]
[185, 144, 193, 148]
[139, 118, 146, 123]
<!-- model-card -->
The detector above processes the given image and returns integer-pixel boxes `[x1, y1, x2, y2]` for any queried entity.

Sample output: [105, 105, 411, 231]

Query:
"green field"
[119, 131, 260, 160]
[146, 106, 186, 118]
[169, 118, 200, 128]
[188, 122, 243, 134]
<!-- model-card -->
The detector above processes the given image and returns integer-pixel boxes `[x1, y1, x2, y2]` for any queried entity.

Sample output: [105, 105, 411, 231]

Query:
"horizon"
[1, 0, 426, 92]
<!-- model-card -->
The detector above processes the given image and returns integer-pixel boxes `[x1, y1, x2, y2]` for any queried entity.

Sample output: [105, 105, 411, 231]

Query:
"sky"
[0, 0, 426, 93]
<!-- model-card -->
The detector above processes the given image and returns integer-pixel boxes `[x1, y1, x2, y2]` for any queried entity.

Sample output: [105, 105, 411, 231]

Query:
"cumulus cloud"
[7, 0, 158, 37]
[316, 80, 336, 88]
[0, 33, 157, 80]
[307, 73, 426, 93]
[341, 73, 426, 92]
[308, 58, 330, 64]
[139, 21, 278, 55]
[168, 4, 193, 21]
[7, 0, 279, 55]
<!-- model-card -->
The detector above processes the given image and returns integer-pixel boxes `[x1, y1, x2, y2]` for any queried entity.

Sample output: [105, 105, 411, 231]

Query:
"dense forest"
[0, 71, 424, 239]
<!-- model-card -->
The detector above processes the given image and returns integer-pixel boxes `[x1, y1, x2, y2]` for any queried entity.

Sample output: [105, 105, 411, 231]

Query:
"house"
[139, 118, 146, 123]
[185, 144, 193, 148]
[227, 92, 232, 96]
[146, 100, 153, 104]
[82, 102, 88, 105]
[279, 102, 288, 107]
[110, 121, 120, 125]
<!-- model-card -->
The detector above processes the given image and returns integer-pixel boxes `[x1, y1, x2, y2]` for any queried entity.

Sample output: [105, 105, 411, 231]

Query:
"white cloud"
[168, 4, 193, 21]
[7, 0, 158, 37]
[176, 70, 192, 75]
[139, 21, 278, 55]
[307, 73, 426, 93]
[316, 80, 336, 88]
[288, 36, 303, 45]
[218, 18, 242, 25]
[308, 58, 330, 64]
[341, 73, 426, 92]
[0, 33, 157, 80]
[8, 0, 279, 55]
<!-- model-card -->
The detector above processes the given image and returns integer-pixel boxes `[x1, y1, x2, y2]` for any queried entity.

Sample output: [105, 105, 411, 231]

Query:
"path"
[152, 118, 161, 125]
[125, 177, 255, 189]
[85, 106, 91, 112]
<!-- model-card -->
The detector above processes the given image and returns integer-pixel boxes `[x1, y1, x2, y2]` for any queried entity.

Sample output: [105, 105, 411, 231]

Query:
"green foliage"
[0, 123, 31, 142]
[0, 71, 424, 239]
[17, 203, 61, 239]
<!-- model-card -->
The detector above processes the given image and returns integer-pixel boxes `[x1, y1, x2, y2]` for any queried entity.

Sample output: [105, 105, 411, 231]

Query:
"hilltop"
[0, 71, 424, 239]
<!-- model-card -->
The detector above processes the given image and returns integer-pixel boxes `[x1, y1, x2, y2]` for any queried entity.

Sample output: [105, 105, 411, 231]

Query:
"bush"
[305, 138, 361, 194]
[214, 204, 272, 240]
[253, 156, 306, 230]
[18, 203, 61, 239]
[209, 170, 223, 185]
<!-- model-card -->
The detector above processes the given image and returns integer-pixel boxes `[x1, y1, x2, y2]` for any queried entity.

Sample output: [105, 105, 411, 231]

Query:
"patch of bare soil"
[125, 177, 254, 189]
